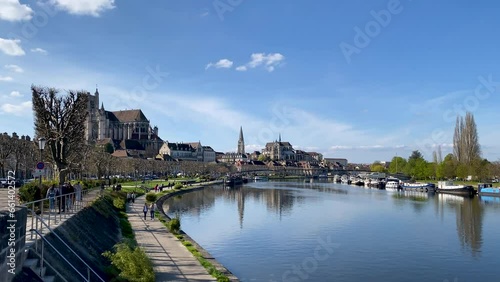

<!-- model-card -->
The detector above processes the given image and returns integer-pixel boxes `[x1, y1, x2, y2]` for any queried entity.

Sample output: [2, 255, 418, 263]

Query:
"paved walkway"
[127, 195, 216, 282]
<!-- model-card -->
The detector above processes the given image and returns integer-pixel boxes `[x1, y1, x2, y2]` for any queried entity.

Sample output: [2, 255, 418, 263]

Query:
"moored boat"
[333, 175, 341, 183]
[341, 175, 351, 184]
[385, 178, 401, 190]
[225, 175, 244, 187]
[436, 181, 475, 196]
[401, 182, 435, 192]
[477, 183, 500, 196]
[254, 175, 269, 181]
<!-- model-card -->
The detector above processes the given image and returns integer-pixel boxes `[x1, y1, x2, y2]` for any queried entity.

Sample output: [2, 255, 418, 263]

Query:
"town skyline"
[1, 1, 500, 163]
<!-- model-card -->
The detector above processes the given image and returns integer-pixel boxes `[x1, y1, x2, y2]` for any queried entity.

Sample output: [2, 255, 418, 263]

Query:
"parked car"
[0, 178, 22, 188]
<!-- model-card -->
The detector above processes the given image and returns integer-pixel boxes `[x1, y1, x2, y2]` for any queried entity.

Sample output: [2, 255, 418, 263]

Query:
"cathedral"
[83, 88, 163, 158]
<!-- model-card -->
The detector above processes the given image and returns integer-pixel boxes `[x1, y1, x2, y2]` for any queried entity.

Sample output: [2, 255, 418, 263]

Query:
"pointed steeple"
[100, 102, 104, 111]
[237, 126, 245, 155]
[239, 126, 244, 142]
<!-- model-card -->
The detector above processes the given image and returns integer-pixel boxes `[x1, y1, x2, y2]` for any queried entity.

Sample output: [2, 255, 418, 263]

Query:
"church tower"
[237, 126, 245, 154]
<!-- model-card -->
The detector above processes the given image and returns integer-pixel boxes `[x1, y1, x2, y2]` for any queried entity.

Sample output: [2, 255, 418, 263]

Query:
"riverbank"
[155, 181, 240, 281]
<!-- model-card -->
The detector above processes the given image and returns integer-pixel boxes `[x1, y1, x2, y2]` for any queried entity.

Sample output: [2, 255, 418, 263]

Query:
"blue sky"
[1, 0, 500, 163]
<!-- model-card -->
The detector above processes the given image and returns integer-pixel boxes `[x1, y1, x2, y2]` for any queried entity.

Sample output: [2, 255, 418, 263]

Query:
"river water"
[162, 181, 500, 282]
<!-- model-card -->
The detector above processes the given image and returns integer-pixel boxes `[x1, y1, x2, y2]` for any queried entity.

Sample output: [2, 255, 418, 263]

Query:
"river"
[163, 180, 500, 282]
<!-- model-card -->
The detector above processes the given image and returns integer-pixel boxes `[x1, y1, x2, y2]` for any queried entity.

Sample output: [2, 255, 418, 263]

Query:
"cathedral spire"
[237, 126, 245, 155]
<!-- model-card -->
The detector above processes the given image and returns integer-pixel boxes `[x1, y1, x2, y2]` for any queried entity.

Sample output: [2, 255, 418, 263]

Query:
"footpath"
[127, 195, 216, 282]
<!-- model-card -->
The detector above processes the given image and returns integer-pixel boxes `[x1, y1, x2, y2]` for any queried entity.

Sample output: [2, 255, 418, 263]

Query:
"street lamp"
[38, 137, 46, 186]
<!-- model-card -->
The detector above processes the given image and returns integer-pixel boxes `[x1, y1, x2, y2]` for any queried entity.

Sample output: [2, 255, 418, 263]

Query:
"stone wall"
[0, 207, 27, 282]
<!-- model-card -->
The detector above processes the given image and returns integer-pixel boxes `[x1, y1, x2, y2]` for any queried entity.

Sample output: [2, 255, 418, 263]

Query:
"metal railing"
[22, 188, 97, 240]
[20, 187, 105, 281]
[30, 228, 105, 282]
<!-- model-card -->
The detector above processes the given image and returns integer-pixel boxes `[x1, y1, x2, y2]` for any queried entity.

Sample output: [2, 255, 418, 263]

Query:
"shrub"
[103, 240, 154, 282]
[174, 183, 183, 190]
[145, 193, 157, 202]
[168, 216, 181, 234]
[18, 180, 57, 203]
[113, 198, 126, 211]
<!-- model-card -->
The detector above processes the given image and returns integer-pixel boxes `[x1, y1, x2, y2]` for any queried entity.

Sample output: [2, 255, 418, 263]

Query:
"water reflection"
[162, 182, 500, 281]
[435, 194, 484, 256]
[164, 182, 491, 259]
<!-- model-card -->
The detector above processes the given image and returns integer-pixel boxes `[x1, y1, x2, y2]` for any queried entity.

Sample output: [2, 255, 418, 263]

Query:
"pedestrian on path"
[143, 203, 148, 220]
[46, 184, 56, 212]
[150, 203, 155, 220]
[131, 192, 136, 203]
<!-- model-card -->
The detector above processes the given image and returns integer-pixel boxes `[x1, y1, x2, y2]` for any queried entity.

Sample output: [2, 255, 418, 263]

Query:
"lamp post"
[38, 137, 46, 186]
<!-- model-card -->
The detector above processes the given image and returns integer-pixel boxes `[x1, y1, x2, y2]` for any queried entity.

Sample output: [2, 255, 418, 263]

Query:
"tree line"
[370, 112, 499, 181]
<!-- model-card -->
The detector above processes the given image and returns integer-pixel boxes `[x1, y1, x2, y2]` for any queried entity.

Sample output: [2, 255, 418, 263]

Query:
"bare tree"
[453, 116, 464, 163]
[453, 112, 481, 171]
[0, 133, 14, 178]
[32, 86, 89, 184]
[463, 112, 481, 165]
[437, 145, 443, 164]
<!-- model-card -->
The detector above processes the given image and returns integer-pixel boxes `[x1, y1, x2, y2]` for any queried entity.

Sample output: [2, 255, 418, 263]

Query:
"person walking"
[66, 182, 75, 211]
[74, 181, 82, 207]
[143, 203, 148, 220]
[150, 203, 155, 220]
[46, 184, 56, 212]
[58, 183, 66, 214]
[131, 192, 136, 203]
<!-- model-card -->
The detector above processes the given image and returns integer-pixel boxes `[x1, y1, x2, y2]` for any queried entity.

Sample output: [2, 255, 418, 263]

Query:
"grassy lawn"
[118, 177, 203, 187]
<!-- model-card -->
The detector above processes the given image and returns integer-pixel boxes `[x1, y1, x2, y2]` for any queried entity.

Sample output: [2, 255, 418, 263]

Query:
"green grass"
[119, 177, 201, 187]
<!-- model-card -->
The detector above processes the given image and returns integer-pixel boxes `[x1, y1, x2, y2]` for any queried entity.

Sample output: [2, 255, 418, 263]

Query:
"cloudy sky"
[1, 0, 500, 163]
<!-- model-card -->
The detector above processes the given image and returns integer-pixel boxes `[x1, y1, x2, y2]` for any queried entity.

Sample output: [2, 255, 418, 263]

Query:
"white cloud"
[31, 48, 48, 54]
[243, 53, 285, 72]
[10, 91, 22, 97]
[0, 0, 33, 21]
[205, 59, 233, 70]
[0, 38, 25, 56]
[4, 64, 23, 73]
[50, 0, 115, 16]
[0, 76, 13, 81]
[0, 101, 32, 116]
[200, 11, 209, 17]
[235, 66, 247, 71]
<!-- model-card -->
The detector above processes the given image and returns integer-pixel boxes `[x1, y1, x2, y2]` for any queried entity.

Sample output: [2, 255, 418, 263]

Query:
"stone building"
[82, 89, 163, 158]
[158, 141, 216, 162]
[262, 134, 295, 161]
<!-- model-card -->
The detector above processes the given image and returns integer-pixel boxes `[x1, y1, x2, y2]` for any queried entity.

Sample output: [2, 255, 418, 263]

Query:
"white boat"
[385, 178, 400, 190]
[436, 181, 475, 196]
[333, 175, 341, 183]
[401, 182, 435, 192]
[341, 175, 351, 184]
